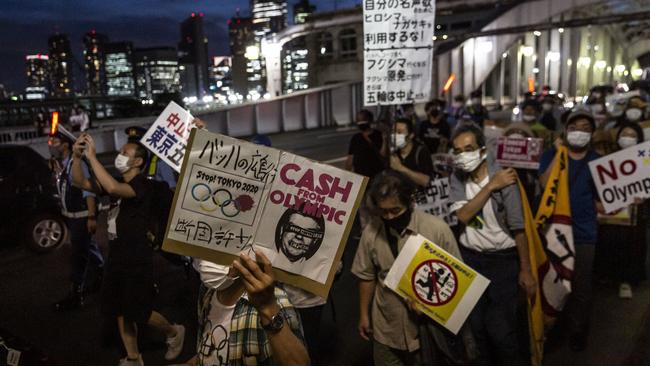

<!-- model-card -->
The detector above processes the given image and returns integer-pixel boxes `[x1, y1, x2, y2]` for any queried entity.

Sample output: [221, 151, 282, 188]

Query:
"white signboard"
[141, 101, 195, 173]
[363, 0, 435, 106]
[164, 129, 367, 296]
[589, 140, 650, 213]
[415, 176, 458, 226]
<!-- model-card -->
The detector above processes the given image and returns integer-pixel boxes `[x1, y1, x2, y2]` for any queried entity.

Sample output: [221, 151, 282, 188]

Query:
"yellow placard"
[384, 234, 490, 334]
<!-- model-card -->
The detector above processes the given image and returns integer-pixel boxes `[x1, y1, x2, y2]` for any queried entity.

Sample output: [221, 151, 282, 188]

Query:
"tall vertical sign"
[363, 0, 435, 106]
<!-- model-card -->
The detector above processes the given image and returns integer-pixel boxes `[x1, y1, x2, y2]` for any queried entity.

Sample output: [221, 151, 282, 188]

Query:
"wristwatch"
[261, 308, 286, 334]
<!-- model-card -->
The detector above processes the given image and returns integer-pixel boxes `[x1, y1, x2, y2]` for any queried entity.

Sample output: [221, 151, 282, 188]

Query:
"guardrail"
[1, 81, 364, 159]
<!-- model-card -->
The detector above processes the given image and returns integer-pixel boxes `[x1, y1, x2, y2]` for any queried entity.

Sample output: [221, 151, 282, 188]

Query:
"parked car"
[0, 145, 66, 252]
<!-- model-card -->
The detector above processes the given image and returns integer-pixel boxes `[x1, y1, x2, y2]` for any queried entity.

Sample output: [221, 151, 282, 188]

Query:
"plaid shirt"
[198, 284, 305, 366]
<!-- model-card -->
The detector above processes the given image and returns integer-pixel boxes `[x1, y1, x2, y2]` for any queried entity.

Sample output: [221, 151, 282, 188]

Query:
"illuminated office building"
[134, 47, 180, 100]
[48, 33, 74, 97]
[25, 54, 50, 100]
[178, 13, 210, 98]
[83, 30, 108, 95]
[105, 42, 135, 96]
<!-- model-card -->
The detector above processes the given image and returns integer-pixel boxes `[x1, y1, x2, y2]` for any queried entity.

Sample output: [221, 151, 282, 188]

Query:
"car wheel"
[25, 214, 66, 252]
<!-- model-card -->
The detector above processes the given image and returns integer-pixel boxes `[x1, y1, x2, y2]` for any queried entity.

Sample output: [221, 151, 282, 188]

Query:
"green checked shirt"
[197, 283, 305, 366]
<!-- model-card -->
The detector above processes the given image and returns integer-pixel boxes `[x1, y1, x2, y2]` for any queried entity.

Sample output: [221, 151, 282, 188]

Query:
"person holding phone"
[71, 133, 185, 365]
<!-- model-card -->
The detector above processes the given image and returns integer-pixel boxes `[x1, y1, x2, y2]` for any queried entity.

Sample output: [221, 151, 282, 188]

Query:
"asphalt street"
[1, 125, 650, 366]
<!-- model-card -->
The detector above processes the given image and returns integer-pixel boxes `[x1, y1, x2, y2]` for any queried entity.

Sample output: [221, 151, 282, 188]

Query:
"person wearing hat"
[539, 109, 603, 352]
[520, 99, 554, 147]
[48, 130, 104, 311]
[124, 126, 177, 190]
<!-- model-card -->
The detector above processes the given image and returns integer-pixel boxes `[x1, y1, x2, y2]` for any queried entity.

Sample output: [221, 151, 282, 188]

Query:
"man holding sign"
[449, 124, 535, 366]
[352, 171, 460, 366]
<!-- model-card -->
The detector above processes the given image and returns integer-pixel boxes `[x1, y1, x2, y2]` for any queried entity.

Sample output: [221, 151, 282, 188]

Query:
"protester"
[520, 99, 552, 145]
[352, 170, 461, 366]
[540, 96, 558, 131]
[539, 110, 601, 352]
[71, 134, 185, 365]
[48, 131, 104, 311]
[446, 94, 467, 129]
[172, 254, 310, 366]
[388, 117, 433, 188]
[466, 90, 489, 127]
[345, 109, 385, 180]
[595, 122, 648, 299]
[69, 106, 90, 132]
[624, 96, 647, 124]
[418, 99, 451, 154]
[448, 123, 536, 366]
[124, 126, 178, 190]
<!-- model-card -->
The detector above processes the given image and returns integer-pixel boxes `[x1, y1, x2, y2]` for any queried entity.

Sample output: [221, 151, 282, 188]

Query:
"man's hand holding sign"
[159, 120, 367, 297]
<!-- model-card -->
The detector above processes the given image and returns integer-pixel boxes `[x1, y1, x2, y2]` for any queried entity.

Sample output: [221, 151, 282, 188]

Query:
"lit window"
[318, 32, 333, 59]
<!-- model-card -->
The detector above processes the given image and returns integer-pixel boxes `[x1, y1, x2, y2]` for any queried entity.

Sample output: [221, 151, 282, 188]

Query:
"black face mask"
[357, 122, 371, 131]
[382, 208, 412, 233]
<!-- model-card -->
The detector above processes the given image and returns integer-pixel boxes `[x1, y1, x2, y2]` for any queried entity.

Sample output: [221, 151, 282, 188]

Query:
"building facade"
[134, 47, 181, 100]
[83, 30, 108, 96]
[25, 54, 50, 99]
[48, 34, 74, 98]
[178, 13, 210, 99]
[293, 0, 315, 25]
[229, 16, 256, 97]
[105, 42, 136, 96]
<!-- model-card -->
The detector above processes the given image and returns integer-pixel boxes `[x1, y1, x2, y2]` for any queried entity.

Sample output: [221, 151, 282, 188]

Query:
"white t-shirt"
[458, 176, 516, 252]
[197, 290, 236, 366]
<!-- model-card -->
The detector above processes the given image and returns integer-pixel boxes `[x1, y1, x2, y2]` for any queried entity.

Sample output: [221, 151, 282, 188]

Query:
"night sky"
[0, 0, 360, 93]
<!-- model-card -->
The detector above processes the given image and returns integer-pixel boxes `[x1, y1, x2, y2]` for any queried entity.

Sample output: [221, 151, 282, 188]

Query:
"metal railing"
[0, 81, 364, 158]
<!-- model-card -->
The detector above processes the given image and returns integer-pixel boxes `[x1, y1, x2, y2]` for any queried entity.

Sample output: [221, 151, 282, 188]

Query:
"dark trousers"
[460, 246, 524, 366]
[565, 244, 595, 335]
[66, 217, 104, 287]
[297, 305, 325, 365]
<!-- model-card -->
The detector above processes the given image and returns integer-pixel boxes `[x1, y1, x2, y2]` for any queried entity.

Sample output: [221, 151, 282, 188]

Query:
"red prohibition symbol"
[411, 259, 458, 306]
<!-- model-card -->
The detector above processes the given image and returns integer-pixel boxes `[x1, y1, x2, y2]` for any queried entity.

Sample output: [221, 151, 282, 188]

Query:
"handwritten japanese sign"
[495, 137, 544, 170]
[141, 101, 195, 173]
[384, 234, 489, 334]
[589, 140, 650, 213]
[163, 129, 368, 297]
[363, 0, 435, 106]
[415, 176, 458, 226]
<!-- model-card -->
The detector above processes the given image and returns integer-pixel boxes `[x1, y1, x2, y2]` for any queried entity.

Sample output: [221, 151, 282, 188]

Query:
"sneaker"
[619, 283, 633, 299]
[118, 354, 143, 366]
[164, 324, 185, 360]
[53, 290, 84, 311]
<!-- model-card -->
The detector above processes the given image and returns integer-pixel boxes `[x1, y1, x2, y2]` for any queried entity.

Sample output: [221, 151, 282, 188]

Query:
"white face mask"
[508, 133, 525, 139]
[566, 131, 591, 148]
[610, 108, 624, 118]
[471, 98, 481, 105]
[452, 102, 463, 108]
[114, 154, 131, 173]
[618, 136, 637, 149]
[626, 108, 643, 122]
[455, 148, 486, 173]
[392, 133, 408, 150]
[522, 114, 536, 122]
[542, 103, 553, 112]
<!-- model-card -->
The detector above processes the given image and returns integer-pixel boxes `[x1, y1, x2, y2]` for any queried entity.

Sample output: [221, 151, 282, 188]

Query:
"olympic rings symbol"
[191, 183, 241, 217]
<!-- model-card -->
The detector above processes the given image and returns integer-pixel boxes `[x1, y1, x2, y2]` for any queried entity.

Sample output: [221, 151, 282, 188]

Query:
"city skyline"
[0, 0, 360, 94]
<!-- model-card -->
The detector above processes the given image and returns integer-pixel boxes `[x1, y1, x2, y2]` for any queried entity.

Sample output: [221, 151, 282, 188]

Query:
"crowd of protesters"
[44, 83, 650, 366]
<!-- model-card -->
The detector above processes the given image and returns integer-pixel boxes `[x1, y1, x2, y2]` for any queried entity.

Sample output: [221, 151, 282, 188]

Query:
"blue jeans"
[460, 246, 524, 366]
[66, 217, 104, 287]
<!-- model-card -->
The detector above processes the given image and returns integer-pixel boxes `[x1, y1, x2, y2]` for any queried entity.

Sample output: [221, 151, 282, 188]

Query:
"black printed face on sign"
[275, 207, 325, 262]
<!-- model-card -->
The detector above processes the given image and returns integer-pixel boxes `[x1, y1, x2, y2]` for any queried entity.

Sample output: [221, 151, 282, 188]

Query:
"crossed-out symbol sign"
[411, 260, 458, 306]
